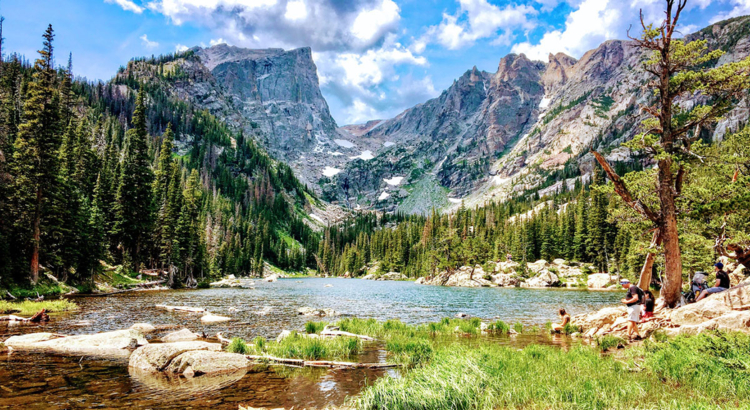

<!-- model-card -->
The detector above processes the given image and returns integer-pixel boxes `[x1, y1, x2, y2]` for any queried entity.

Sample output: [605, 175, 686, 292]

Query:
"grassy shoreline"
[233, 317, 750, 409]
[0, 299, 78, 315]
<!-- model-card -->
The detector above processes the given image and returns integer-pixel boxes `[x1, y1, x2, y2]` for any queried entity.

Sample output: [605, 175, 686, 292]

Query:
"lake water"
[0, 278, 623, 409]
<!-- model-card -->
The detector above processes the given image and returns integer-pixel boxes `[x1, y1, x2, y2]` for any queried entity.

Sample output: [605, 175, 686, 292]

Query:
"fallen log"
[320, 330, 377, 341]
[5, 291, 16, 300]
[0, 309, 49, 323]
[216, 332, 232, 345]
[155, 304, 206, 313]
[245, 354, 401, 369]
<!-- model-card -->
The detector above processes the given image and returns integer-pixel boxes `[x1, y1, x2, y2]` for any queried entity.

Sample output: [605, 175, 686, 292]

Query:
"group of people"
[552, 262, 730, 342]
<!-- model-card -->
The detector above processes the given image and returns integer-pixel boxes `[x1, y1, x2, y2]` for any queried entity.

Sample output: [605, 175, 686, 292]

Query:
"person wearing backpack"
[620, 279, 643, 341]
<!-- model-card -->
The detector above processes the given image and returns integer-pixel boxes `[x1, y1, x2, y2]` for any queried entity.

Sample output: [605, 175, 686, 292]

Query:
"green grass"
[355, 331, 750, 409]
[513, 321, 524, 334]
[0, 299, 78, 315]
[305, 321, 327, 334]
[4, 283, 69, 299]
[226, 337, 252, 354]
[597, 334, 626, 352]
[488, 320, 510, 334]
[385, 337, 434, 366]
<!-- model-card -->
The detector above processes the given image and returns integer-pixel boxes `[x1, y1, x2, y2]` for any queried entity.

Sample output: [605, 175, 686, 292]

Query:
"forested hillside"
[0, 25, 320, 289]
[317, 125, 750, 283]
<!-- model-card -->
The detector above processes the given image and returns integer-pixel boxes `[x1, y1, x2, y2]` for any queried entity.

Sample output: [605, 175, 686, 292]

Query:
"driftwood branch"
[245, 355, 401, 369]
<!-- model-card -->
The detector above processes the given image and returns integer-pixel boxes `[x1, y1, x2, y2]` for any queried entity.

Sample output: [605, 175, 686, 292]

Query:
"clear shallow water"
[0, 278, 623, 409]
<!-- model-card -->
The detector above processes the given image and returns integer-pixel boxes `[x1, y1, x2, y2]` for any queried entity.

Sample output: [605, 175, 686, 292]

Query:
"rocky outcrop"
[521, 270, 560, 288]
[4, 329, 148, 357]
[129, 341, 222, 372]
[587, 273, 619, 289]
[361, 272, 408, 281]
[210, 275, 255, 288]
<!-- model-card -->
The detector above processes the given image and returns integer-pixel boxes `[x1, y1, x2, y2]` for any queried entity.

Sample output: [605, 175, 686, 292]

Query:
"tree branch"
[590, 150, 661, 223]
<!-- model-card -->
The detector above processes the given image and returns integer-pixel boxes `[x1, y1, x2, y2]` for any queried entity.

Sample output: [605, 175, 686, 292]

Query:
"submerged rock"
[165, 350, 251, 376]
[130, 323, 157, 334]
[201, 313, 231, 324]
[4, 329, 147, 358]
[129, 341, 222, 372]
[297, 307, 339, 317]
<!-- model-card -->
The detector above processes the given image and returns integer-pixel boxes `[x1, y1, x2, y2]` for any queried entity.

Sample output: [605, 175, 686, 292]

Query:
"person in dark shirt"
[620, 279, 643, 341]
[695, 262, 731, 302]
[642, 290, 655, 320]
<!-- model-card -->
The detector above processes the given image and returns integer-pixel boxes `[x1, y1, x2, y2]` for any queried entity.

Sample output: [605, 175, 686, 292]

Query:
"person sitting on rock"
[642, 290, 655, 320]
[551, 308, 571, 333]
[695, 262, 730, 302]
[620, 279, 643, 341]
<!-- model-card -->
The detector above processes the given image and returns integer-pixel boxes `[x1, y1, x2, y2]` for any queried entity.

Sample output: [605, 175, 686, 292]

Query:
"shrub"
[513, 322, 524, 334]
[226, 337, 251, 354]
[489, 320, 510, 334]
[196, 280, 211, 289]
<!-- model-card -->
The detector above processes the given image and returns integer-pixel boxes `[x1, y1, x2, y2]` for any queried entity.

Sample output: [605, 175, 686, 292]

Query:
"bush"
[196, 280, 211, 289]
[226, 337, 251, 354]
[513, 322, 524, 334]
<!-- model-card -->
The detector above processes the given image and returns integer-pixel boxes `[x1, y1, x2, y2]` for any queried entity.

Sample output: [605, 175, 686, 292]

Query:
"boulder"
[522, 270, 560, 288]
[265, 275, 278, 282]
[130, 323, 156, 334]
[665, 311, 750, 336]
[528, 260, 549, 274]
[572, 307, 626, 331]
[201, 313, 231, 324]
[4, 329, 147, 357]
[670, 297, 733, 326]
[297, 307, 339, 317]
[552, 258, 568, 266]
[587, 273, 618, 289]
[165, 350, 251, 376]
[129, 341, 222, 371]
[379, 272, 408, 281]
[495, 260, 519, 273]
[729, 264, 747, 287]
[415, 277, 427, 285]
[558, 266, 583, 277]
[455, 312, 470, 318]
[161, 328, 200, 343]
[491, 273, 519, 287]
[276, 330, 293, 343]
[130, 367, 246, 393]
[0, 342, 6, 354]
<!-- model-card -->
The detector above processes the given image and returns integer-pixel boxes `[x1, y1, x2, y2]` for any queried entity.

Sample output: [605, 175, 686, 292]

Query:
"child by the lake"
[551, 308, 571, 333]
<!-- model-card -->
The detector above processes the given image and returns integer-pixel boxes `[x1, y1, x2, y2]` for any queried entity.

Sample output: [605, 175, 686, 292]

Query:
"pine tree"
[12, 25, 61, 283]
[113, 87, 153, 271]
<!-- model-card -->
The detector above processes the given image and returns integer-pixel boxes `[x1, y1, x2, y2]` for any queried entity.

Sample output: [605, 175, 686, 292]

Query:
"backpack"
[635, 286, 645, 305]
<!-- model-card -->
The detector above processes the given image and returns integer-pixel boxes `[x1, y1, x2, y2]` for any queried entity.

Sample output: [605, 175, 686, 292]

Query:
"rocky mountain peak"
[542, 52, 577, 94]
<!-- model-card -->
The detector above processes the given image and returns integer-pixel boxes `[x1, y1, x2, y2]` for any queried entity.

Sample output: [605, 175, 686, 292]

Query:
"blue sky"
[2, 0, 747, 125]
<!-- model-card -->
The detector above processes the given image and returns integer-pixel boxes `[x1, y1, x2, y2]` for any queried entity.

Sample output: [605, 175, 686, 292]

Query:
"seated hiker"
[642, 290, 655, 320]
[695, 262, 730, 302]
[551, 308, 571, 332]
[620, 279, 643, 341]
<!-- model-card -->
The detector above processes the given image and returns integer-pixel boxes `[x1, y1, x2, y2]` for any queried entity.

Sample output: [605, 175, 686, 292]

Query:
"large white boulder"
[161, 328, 200, 343]
[4, 329, 147, 357]
[587, 273, 618, 289]
[129, 341, 222, 371]
[522, 270, 560, 288]
[491, 273, 519, 287]
[165, 350, 251, 376]
[528, 260, 549, 274]
[201, 313, 231, 324]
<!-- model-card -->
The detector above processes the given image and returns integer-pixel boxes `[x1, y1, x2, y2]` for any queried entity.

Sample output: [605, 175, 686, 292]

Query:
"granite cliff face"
[324, 15, 750, 213]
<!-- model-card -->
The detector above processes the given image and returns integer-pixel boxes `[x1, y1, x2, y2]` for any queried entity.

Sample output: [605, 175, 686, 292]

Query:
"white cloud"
[711, 0, 750, 22]
[420, 0, 537, 50]
[105, 0, 144, 14]
[209, 38, 227, 46]
[284, 0, 307, 20]
[140, 34, 159, 49]
[351, 0, 400, 43]
[175, 44, 189, 52]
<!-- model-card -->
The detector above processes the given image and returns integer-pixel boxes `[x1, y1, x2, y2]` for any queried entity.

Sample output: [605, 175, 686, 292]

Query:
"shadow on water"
[0, 278, 619, 409]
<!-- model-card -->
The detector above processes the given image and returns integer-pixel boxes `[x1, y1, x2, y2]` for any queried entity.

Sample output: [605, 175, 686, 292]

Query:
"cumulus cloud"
[710, 0, 750, 22]
[105, 0, 144, 14]
[175, 44, 189, 52]
[510, 0, 733, 62]
[140, 34, 159, 49]
[419, 0, 537, 50]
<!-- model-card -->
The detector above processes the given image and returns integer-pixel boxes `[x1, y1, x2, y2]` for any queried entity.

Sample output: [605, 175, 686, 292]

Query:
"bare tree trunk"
[638, 230, 662, 290]
[658, 158, 683, 306]
[30, 188, 42, 284]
